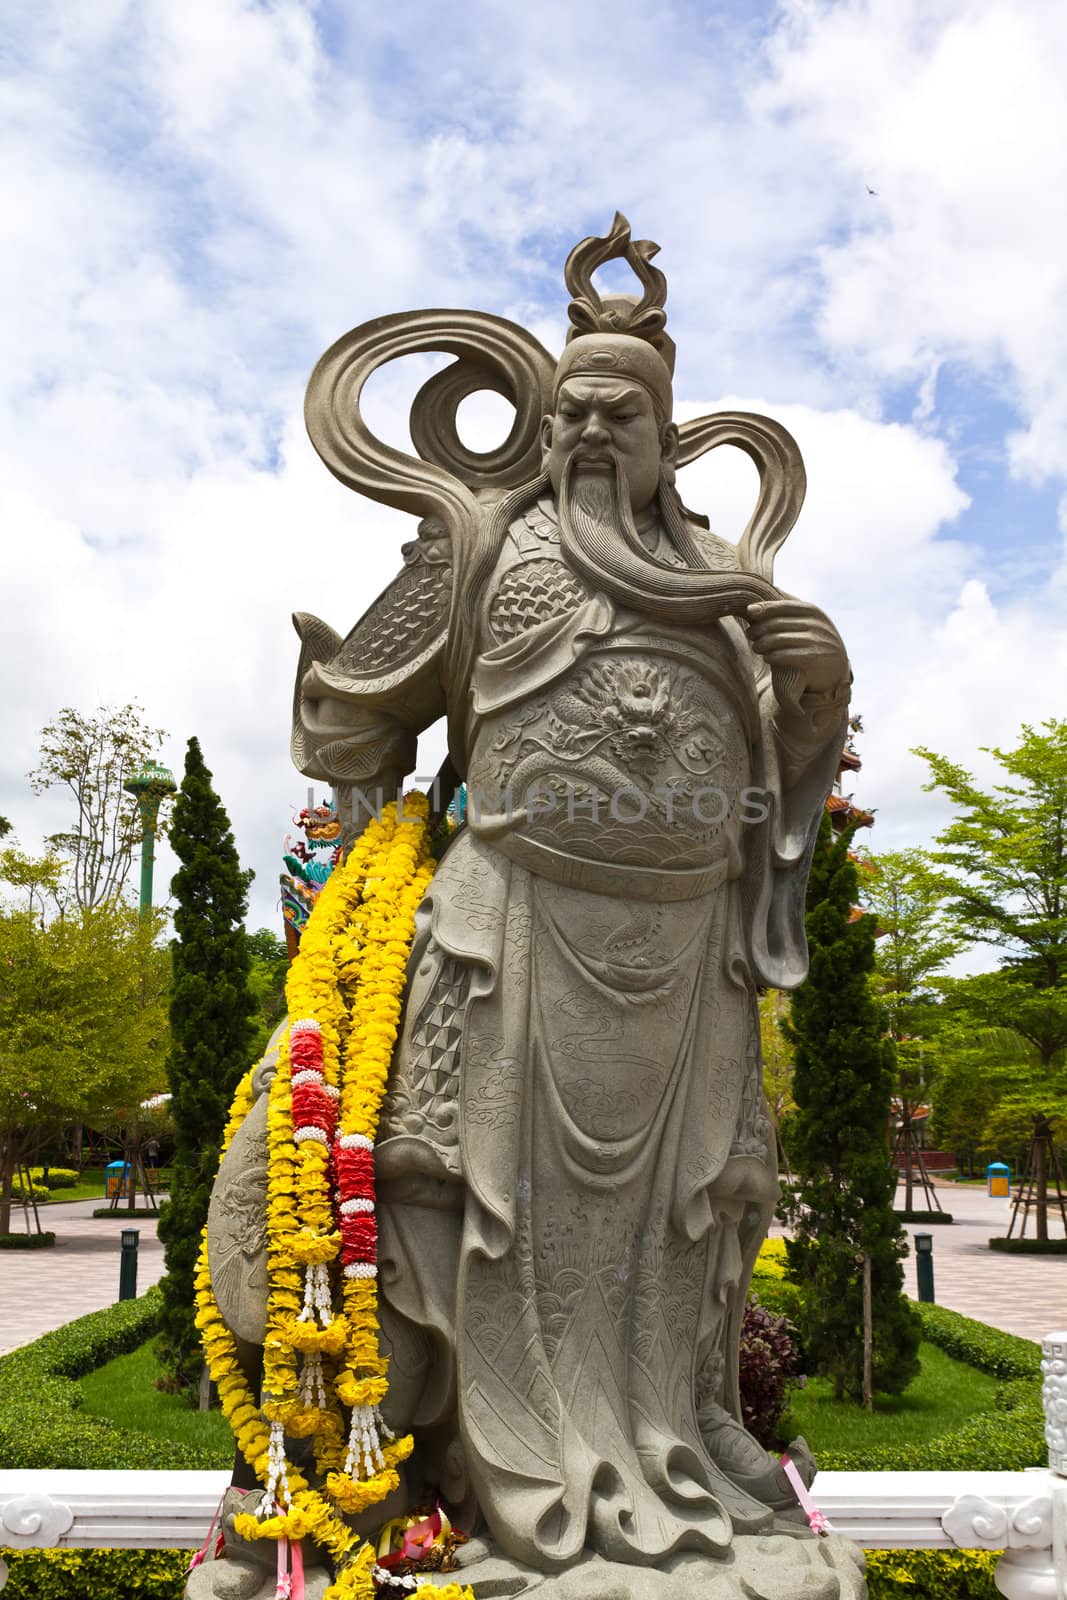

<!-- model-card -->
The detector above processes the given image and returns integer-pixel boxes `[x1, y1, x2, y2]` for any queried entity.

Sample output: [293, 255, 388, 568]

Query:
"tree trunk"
[903, 1109, 914, 1214]
[0, 1137, 18, 1237]
[1036, 1117, 1049, 1243]
[862, 1253, 874, 1411]
[126, 1130, 140, 1212]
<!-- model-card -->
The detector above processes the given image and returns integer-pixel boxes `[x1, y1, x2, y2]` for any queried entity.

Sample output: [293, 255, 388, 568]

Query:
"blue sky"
[2, 0, 1066, 950]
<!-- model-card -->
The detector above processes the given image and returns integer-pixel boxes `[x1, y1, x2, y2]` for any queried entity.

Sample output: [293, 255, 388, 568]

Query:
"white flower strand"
[343, 1402, 386, 1480]
[299, 1349, 328, 1411]
[261, 1419, 292, 1517]
[297, 1261, 334, 1329]
[373, 1567, 417, 1592]
[291, 1068, 325, 1088]
[339, 1132, 373, 1151]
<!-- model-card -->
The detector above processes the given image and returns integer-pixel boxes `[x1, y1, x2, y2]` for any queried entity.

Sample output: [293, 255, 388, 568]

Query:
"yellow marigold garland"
[196, 796, 470, 1600]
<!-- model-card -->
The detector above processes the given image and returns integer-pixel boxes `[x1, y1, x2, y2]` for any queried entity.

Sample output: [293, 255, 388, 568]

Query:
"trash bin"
[987, 1161, 1010, 1198]
[106, 1160, 128, 1199]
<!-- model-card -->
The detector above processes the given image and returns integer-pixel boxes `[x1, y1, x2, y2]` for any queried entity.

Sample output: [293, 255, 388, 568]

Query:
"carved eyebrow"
[559, 382, 643, 407]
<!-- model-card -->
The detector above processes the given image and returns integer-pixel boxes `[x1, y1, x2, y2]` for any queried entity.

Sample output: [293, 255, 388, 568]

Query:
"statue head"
[541, 215, 679, 515]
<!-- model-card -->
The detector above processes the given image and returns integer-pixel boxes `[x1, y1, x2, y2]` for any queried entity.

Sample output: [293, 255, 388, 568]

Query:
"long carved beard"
[559, 453, 641, 561]
[557, 450, 777, 623]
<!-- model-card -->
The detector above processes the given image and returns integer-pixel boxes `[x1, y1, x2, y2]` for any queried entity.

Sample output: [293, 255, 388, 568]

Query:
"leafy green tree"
[859, 848, 964, 1208]
[157, 738, 256, 1392]
[247, 927, 290, 1057]
[0, 904, 167, 1234]
[759, 990, 795, 1169]
[925, 1022, 1012, 1173]
[0, 845, 66, 922]
[29, 704, 167, 910]
[916, 721, 1067, 1236]
[783, 815, 921, 1401]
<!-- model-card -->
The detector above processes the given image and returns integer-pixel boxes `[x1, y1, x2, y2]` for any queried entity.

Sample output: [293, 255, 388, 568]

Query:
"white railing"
[1, 1467, 1066, 1596]
[3, 1334, 1066, 1598]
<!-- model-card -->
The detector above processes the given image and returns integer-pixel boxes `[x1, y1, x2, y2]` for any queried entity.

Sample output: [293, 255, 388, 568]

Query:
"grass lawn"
[43, 1170, 172, 1205]
[788, 1339, 1000, 1453]
[78, 1340, 233, 1463]
[42, 1174, 107, 1204]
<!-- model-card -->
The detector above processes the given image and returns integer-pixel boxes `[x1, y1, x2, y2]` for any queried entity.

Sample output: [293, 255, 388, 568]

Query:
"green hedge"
[0, 1545, 1003, 1600]
[0, 1231, 56, 1249]
[0, 1547, 189, 1599]
[912, 1302, 1040, 1381]
[990, 1235, 1067, 1253]
[0, 1288, 220, 1470]
[29, 1166, 79, 1189]
[866, 1548, 999, 1599]
[91, 1207, 162, 1219]
[816, 1302, 1043, 1471]
[12, 1179, 50, 1201]
[895, 1209, 954, 1224]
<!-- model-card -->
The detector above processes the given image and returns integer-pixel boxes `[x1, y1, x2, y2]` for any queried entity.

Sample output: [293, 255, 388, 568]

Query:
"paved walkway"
[0, 1200, 165, 1356]
[2, 1186, 1065, 1357]
[895, 1180, 1067, 1345]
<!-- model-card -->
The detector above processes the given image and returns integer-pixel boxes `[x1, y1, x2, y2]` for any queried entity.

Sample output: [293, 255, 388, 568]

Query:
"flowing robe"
[292, 495, 847, 1571]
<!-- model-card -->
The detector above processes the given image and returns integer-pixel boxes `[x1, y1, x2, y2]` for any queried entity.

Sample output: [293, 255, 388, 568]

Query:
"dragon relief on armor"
[489, 654, 734, 794]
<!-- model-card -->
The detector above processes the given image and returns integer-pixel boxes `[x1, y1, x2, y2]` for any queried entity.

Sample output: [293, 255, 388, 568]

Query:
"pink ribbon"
[187, 1489, 231, 1573]
[275, 1536, 305, 1600]
[780, 1453, 832, 1536]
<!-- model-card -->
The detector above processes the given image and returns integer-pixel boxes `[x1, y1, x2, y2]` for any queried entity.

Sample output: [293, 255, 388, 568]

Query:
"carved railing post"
[940, 1330, 1067, 1599]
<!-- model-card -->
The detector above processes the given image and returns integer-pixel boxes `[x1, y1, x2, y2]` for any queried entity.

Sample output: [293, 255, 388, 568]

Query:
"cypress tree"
[783, 813, 921, 1401]
[157, 738, 255, 1393]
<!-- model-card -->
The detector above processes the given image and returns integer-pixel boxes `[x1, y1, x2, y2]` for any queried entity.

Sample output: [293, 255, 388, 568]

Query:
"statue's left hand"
[745, 599, 850, 698]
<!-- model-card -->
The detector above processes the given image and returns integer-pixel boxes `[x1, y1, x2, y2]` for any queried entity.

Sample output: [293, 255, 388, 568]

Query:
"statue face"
[542, 377, 676, 514]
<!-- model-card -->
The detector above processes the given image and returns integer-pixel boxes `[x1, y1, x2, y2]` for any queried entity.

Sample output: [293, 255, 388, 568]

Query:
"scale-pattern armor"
[489, 559, 591, 643]
[335, 559, 452, 674]
[381, 957, 468, 1168]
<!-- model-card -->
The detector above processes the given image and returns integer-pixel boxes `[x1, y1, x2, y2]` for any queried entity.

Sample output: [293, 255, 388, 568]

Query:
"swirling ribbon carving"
[305, 311, 805, 586]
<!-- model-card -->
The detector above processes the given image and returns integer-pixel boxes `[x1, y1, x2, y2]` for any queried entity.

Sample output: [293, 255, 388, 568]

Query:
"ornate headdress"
[554, 213, 675, 422]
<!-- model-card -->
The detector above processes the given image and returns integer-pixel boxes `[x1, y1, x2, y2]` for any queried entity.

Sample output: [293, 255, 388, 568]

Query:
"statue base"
[183, 1490, 865, 1600]
[446, 1531, 866, 1600]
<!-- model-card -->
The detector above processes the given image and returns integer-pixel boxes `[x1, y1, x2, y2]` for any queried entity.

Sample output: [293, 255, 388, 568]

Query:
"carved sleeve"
[291, 540, 452, 837]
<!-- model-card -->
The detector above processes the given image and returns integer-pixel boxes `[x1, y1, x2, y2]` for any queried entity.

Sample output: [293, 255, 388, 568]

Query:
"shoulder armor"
[508, 495, 559, 556]
[689, 524, 741, 573]
[333, 555, 453, 678]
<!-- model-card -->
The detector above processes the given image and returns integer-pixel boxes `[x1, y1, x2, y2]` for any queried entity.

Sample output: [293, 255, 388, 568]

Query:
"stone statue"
[202, 215, 863, 1600]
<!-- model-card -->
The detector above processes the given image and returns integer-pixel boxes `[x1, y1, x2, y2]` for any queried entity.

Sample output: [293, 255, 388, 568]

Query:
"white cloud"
[2, 0, 1066, 953]
[760, 0, 1067, 493]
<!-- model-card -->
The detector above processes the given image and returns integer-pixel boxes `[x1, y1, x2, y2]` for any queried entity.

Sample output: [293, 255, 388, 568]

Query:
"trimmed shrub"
[913, 1302, 1040, 1381]
[91, 1207, 162, 1219]
[0, 1231, 56, 1248]
[895, 1209, 954, 1224]
[866, 1548, 999, 1599]
[28, 1166, 79, 1189]
[738, 1299, 802, 1447]
[0, 1547, 189, 1599]
[990, 1235, 1067, 1254]
[0, 1288, 221, 1470]
[749, 1239, 807, 1344]
[12, 1178, 50, 1201]
[0, 1546, 1002, 1600]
